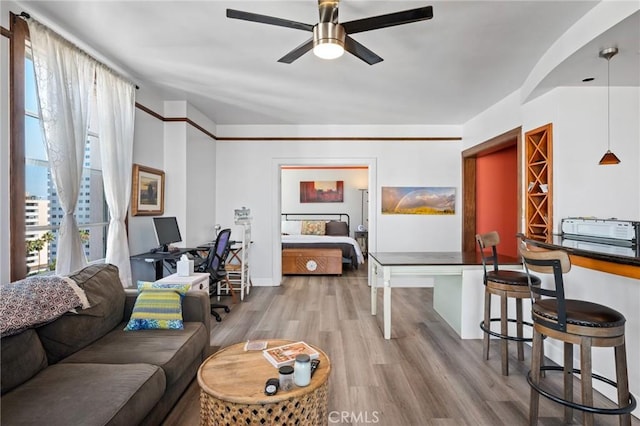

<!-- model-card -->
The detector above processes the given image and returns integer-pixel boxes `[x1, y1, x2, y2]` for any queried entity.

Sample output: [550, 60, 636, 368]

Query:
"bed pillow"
[123, 282, 190, 331]
[301, 220, 326, 235]
[281, 220, 302, 235]
[325, 221, 348, 236]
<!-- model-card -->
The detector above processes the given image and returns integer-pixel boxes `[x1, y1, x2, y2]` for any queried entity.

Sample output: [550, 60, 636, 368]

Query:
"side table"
[155, 272, 210, 293]
[198, 339, 331, 425]
[355, 231, 368, 257]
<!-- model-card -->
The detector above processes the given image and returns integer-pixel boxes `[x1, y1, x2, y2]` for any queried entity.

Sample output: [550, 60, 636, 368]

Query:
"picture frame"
[381, 186, 456, 215]
[300, 180, 344, 203]
[131, 164, 165, 216]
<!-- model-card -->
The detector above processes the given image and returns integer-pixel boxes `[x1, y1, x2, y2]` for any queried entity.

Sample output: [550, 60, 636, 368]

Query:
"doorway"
[461, 127, 522, 254]
[271, 158, 376, 285]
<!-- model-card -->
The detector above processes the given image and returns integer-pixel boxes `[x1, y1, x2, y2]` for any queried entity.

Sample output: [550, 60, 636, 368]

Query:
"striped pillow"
[124, 283, 190, 331]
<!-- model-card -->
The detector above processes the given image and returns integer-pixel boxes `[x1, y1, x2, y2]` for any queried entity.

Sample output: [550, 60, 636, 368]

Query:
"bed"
[281, 213, 365, 275]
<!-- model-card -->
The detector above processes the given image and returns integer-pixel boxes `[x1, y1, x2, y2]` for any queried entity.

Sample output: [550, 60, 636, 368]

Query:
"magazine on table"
[263, 341, 319, 368]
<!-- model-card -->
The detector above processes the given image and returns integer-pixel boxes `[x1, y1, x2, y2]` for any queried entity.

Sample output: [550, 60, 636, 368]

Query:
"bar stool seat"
[520, 244, 636, 426]
[477, 231, 541, 376]
[534, 299, 626, 332]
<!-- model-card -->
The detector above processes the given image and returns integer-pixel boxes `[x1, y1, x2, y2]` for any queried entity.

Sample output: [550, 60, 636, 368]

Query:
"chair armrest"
[123, 289, 210, 337]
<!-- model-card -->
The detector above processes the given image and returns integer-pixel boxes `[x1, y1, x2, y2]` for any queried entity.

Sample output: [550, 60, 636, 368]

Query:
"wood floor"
[163, 262, 638, 426]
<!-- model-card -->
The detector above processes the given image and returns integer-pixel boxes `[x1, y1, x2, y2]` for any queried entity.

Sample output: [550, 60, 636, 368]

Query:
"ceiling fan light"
[598, 150, 621, 165]
[313, 41, 344, 60]
[313, 23, 345, 60]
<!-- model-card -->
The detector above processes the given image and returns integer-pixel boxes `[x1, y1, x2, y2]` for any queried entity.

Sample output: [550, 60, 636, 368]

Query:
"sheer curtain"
[27, 19, 95, 275]
[96, 65, 136, 287]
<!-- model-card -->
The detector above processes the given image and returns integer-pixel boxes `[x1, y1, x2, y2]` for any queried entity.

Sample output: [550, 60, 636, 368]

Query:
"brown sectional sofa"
[1, 263, 210, 426]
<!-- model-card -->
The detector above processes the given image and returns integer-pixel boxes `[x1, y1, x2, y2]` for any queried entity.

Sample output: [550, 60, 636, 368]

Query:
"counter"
[523, 235, 640, 279]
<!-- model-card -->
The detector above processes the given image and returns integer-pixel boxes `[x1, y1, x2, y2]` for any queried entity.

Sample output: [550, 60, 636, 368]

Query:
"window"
[23, 50, 109, 276]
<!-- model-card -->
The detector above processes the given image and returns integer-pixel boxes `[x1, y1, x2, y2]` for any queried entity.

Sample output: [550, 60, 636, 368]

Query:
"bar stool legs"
[481, 286, 531, 376]
[528, 329, 635, 425]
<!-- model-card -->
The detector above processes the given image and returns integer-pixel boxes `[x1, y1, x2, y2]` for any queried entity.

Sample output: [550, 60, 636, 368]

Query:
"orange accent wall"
[476, 146, 518, 257]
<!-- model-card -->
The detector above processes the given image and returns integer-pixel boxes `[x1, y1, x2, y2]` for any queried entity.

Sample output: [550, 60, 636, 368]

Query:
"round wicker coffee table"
[197, 339, 331, 425]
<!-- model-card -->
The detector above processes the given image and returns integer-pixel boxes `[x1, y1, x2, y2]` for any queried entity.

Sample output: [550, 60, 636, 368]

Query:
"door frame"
[461, 127, 522, 252]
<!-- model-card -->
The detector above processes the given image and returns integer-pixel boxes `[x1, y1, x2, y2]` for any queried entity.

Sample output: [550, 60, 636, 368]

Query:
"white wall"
[128, 98, 217, 283]
[127, 91, 166, 260]
[215, 138, 462, 286]
[281, 168, 368, 234]
[523, 86, 640, 225]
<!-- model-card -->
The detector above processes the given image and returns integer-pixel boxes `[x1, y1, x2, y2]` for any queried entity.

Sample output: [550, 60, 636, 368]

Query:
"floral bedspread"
[0, 275, 90, 337]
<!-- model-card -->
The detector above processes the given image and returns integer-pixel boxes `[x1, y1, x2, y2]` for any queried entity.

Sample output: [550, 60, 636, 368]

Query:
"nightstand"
[354, 231, 368, 257]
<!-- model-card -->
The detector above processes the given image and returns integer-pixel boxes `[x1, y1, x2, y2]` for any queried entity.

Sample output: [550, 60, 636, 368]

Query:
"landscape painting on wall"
[300, 181, 344, 203]
[131, 164, 165, 216]
[381, 186, 456, 215]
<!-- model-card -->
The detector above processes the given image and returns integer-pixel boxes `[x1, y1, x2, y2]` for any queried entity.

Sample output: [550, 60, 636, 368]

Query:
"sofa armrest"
[182, 292, 211, 337]
[124, 289, 137, 320]
[123, 289, 210, 337]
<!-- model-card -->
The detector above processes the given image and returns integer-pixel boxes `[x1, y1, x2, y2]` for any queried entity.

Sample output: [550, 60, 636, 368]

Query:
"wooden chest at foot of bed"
[282, 248, 342, 275]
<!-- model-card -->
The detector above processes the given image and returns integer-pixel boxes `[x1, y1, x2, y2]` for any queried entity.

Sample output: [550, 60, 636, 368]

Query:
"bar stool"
[477, 231, 540, 376]
[519, 244, 636, 425]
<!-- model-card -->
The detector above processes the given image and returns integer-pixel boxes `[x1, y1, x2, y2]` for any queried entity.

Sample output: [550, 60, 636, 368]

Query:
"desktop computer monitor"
[152, 216, 182, 252]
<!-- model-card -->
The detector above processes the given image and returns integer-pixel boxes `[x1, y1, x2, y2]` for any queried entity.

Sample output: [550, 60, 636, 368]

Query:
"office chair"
[195, 228, 233, 322]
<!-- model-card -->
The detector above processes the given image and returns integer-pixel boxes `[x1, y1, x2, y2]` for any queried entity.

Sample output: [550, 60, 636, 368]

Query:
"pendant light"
[598, 47, 621, 165]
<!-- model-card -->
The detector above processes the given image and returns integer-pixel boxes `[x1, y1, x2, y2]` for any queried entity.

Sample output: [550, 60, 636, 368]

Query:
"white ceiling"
[9, 1, 640, 126]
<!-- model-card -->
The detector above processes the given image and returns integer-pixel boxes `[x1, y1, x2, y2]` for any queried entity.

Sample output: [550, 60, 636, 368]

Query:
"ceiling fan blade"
[226, 9, 314, 32]
[278, 38, 314, 64]
[344, 36, 383, 65]
[342, 6, 433, 34]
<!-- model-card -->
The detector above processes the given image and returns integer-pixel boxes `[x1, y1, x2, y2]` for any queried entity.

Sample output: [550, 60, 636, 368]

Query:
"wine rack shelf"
[525, 123, 553, 242]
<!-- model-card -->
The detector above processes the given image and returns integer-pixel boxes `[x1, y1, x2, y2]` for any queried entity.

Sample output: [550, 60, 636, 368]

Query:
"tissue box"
[177, 256, 194, 277]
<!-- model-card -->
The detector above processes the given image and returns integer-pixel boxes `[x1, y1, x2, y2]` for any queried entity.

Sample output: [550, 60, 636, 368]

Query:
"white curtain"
[27, 19, 95, 275]
[96, 65, 136, 287]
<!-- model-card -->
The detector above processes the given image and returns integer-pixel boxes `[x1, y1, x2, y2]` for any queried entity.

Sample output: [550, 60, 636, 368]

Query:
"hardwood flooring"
[163, 263, 638, 426]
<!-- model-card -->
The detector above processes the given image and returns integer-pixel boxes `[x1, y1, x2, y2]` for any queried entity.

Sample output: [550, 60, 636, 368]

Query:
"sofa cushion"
[36, 264, 126, 364]
[0, 329, 48, 394]
[1, 362, 165, 426]
[61, 322, 207, 387]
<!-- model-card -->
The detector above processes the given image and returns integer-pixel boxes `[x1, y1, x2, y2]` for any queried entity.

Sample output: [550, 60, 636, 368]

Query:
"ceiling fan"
[226, 1, 433, 65]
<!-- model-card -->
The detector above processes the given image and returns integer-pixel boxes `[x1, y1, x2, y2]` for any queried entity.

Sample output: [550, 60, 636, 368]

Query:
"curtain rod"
[17, 11, 139, 90]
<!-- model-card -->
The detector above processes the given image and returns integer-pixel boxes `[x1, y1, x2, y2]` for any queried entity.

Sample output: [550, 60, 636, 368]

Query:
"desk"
[369, 251, 522, 340]
[130, 248, 197, 280]
[198, 339, 330, 425]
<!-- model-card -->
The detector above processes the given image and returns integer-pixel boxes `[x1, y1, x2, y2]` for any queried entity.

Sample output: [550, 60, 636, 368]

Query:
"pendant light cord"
[607, 56, 611, 151]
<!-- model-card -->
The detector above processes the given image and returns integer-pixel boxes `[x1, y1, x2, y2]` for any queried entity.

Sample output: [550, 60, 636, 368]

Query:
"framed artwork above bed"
[300, 181, 344, 203]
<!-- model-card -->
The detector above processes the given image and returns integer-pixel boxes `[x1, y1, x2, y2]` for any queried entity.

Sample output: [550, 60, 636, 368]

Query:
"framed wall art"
[381, 186, 456, 215]
[300, 180, 344, 203]
[131, 164, 165, 216]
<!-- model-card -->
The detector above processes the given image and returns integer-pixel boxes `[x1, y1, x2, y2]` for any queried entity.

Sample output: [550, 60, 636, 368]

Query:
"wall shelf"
[525, 123, 553, 242]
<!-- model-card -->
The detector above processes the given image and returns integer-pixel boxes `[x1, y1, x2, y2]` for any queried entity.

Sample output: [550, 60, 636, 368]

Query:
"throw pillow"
[123, 283, 190, 331]
[301, 220, 326, 235]
[281, 220, 302, 235]
[325, 221, 348, 236]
